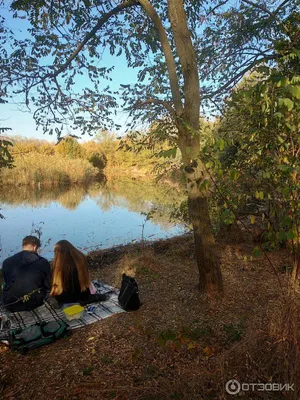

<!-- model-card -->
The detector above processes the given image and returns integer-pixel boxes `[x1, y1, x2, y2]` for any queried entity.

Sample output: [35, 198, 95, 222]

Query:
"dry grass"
[0, 154, 98, 186]
[1, 235, 299, 400]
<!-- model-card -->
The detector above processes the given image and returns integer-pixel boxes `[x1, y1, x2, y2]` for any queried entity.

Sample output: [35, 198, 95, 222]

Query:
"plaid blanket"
[0, 281, 124, 342]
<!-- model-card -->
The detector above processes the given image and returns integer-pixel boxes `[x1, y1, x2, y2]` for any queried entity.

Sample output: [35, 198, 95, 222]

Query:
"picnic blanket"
[0, 281, 124, 342]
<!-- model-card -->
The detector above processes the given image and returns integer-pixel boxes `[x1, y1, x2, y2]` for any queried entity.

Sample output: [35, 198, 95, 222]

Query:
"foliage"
[81, 140, 107, 170]
[88, 152, 107, 170]
[0, 127, 14, 218]
[0, 127, 14, 169]
[203, 42, 299, 265]
[55, 136, 84, 159]
[0, 0, 297, 133]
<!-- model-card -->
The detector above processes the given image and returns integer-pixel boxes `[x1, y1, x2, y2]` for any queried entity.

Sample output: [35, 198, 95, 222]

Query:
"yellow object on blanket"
[63, 305, 84, 320]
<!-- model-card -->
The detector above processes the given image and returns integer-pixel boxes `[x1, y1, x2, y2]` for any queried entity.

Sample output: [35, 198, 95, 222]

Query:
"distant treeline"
[0, 133, 171, 187]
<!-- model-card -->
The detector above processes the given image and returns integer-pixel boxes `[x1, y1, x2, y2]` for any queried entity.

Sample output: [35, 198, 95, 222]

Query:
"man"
[1, 236, 52, 312]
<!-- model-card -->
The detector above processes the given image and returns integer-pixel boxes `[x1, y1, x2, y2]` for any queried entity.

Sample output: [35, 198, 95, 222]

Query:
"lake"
[0, 179, 186, 264]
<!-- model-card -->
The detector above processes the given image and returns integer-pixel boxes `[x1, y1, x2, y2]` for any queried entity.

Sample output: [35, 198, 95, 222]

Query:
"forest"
[0, 0, 299, 399]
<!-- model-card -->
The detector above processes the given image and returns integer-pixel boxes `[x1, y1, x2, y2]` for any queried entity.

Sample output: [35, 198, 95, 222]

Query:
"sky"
[0, 4, 142, 143]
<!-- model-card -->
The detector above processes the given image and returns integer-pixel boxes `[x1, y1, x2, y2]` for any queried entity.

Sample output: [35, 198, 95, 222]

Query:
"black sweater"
[1, 250, 51, 312]
[54, 265, 91, 305]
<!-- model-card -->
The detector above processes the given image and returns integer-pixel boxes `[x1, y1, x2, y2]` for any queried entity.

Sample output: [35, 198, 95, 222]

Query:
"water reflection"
[0, 179, 186, 261]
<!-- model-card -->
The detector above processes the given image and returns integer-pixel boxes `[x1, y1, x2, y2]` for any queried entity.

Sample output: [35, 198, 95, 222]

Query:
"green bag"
[10, 320, 71, 353]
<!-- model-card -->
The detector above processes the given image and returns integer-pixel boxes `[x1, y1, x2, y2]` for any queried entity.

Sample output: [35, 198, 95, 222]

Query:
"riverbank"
[0, 136, 169, 187]
[0, 234, 299, 400]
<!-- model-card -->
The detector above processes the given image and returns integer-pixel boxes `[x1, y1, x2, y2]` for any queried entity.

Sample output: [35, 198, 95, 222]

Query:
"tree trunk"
[166, 0, 223, 295]
[181, 139, 223, 295]
[188, 191, 223, 294]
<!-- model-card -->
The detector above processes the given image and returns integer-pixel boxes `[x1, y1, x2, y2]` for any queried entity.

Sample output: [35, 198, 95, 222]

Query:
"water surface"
[0, 179, 186, 263]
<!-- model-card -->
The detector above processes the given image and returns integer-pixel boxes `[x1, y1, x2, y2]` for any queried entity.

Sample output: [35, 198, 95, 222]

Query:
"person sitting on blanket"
[50, 240, 106, 306]
[1, 235, 52, 312]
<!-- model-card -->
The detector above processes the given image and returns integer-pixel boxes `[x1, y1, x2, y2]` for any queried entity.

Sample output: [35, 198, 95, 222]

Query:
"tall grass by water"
[0, 153, 98, 187]
[0, 135, 179, 187]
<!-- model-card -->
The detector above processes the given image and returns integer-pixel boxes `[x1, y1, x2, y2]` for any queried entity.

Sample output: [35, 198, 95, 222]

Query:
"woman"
[50, 240, 106, 305]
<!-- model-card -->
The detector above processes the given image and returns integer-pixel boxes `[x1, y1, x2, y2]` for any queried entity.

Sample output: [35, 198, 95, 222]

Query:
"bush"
[88, 152, 107, 170]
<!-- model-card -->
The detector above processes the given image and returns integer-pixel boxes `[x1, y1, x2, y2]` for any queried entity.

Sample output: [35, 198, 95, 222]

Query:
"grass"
[0, 154, 98, 187]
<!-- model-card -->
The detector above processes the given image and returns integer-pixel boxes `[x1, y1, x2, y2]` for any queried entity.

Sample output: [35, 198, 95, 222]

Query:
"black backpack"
[118, 274, 141, 311]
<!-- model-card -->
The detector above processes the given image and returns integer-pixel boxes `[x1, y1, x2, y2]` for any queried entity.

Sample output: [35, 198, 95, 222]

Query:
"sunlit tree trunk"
[138, 0, 223, 294]
[168, 0, 223, 294]
[178, 134, 223, 294]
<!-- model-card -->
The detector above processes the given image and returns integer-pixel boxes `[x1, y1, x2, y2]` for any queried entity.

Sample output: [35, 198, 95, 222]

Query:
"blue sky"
[0, 6, 142, 142]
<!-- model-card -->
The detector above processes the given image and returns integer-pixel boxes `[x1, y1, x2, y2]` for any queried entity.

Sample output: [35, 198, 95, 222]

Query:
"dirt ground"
[0, 234, 298, 400]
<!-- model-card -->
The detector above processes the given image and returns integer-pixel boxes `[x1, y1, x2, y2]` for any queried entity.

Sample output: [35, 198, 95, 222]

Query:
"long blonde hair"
[50, 240, 90, 296]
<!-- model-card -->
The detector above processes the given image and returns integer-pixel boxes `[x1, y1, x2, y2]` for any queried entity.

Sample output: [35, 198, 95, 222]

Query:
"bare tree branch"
[207, 0, 231, 16]
[241, 0, 290, 34]
[138, 0, 184, 116]
[47, 0, 140, 79]
[134, 98, 176, 116]
[202, 53, 281, 99]
[167, 0, 200, 129]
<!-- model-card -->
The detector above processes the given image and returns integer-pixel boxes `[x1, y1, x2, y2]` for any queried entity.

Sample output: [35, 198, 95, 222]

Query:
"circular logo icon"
[226, 379, 241, 395]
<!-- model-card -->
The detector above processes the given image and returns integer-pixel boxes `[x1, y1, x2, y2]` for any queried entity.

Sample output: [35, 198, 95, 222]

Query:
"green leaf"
[159, 148, 177, 158]
[255, 191, 264, 200]
[219, 138, 225, 151]
[278, 231, 287, 241]
[285, 230, 296, 240]
[252, 247, 262, 257]
[256, 66, 270, 75]
[278, 98, 294, 111]
[286, 85, 300, 99]
[163, 330, 177, 341]
[221, 209, 235, 225]
[229, 169, 239, 180]
[277, 164, 291, 173]
[277, 77, 289, 87]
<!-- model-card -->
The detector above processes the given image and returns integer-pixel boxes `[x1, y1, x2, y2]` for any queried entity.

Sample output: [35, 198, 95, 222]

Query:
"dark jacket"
[1, 250, 51, 312]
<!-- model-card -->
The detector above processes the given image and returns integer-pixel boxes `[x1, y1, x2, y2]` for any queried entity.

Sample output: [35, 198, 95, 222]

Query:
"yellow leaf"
[87, 337, 95, 341]
[203, 346, 215, 357]
[188, 342, 197, 350]
[250, 215, 256, 224]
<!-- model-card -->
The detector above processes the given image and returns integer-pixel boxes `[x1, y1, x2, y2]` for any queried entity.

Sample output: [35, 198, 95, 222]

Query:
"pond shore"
[1, 234, 298, 400]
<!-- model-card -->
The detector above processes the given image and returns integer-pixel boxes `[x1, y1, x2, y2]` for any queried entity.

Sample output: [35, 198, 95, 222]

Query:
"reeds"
[0, 153, 98, 187]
